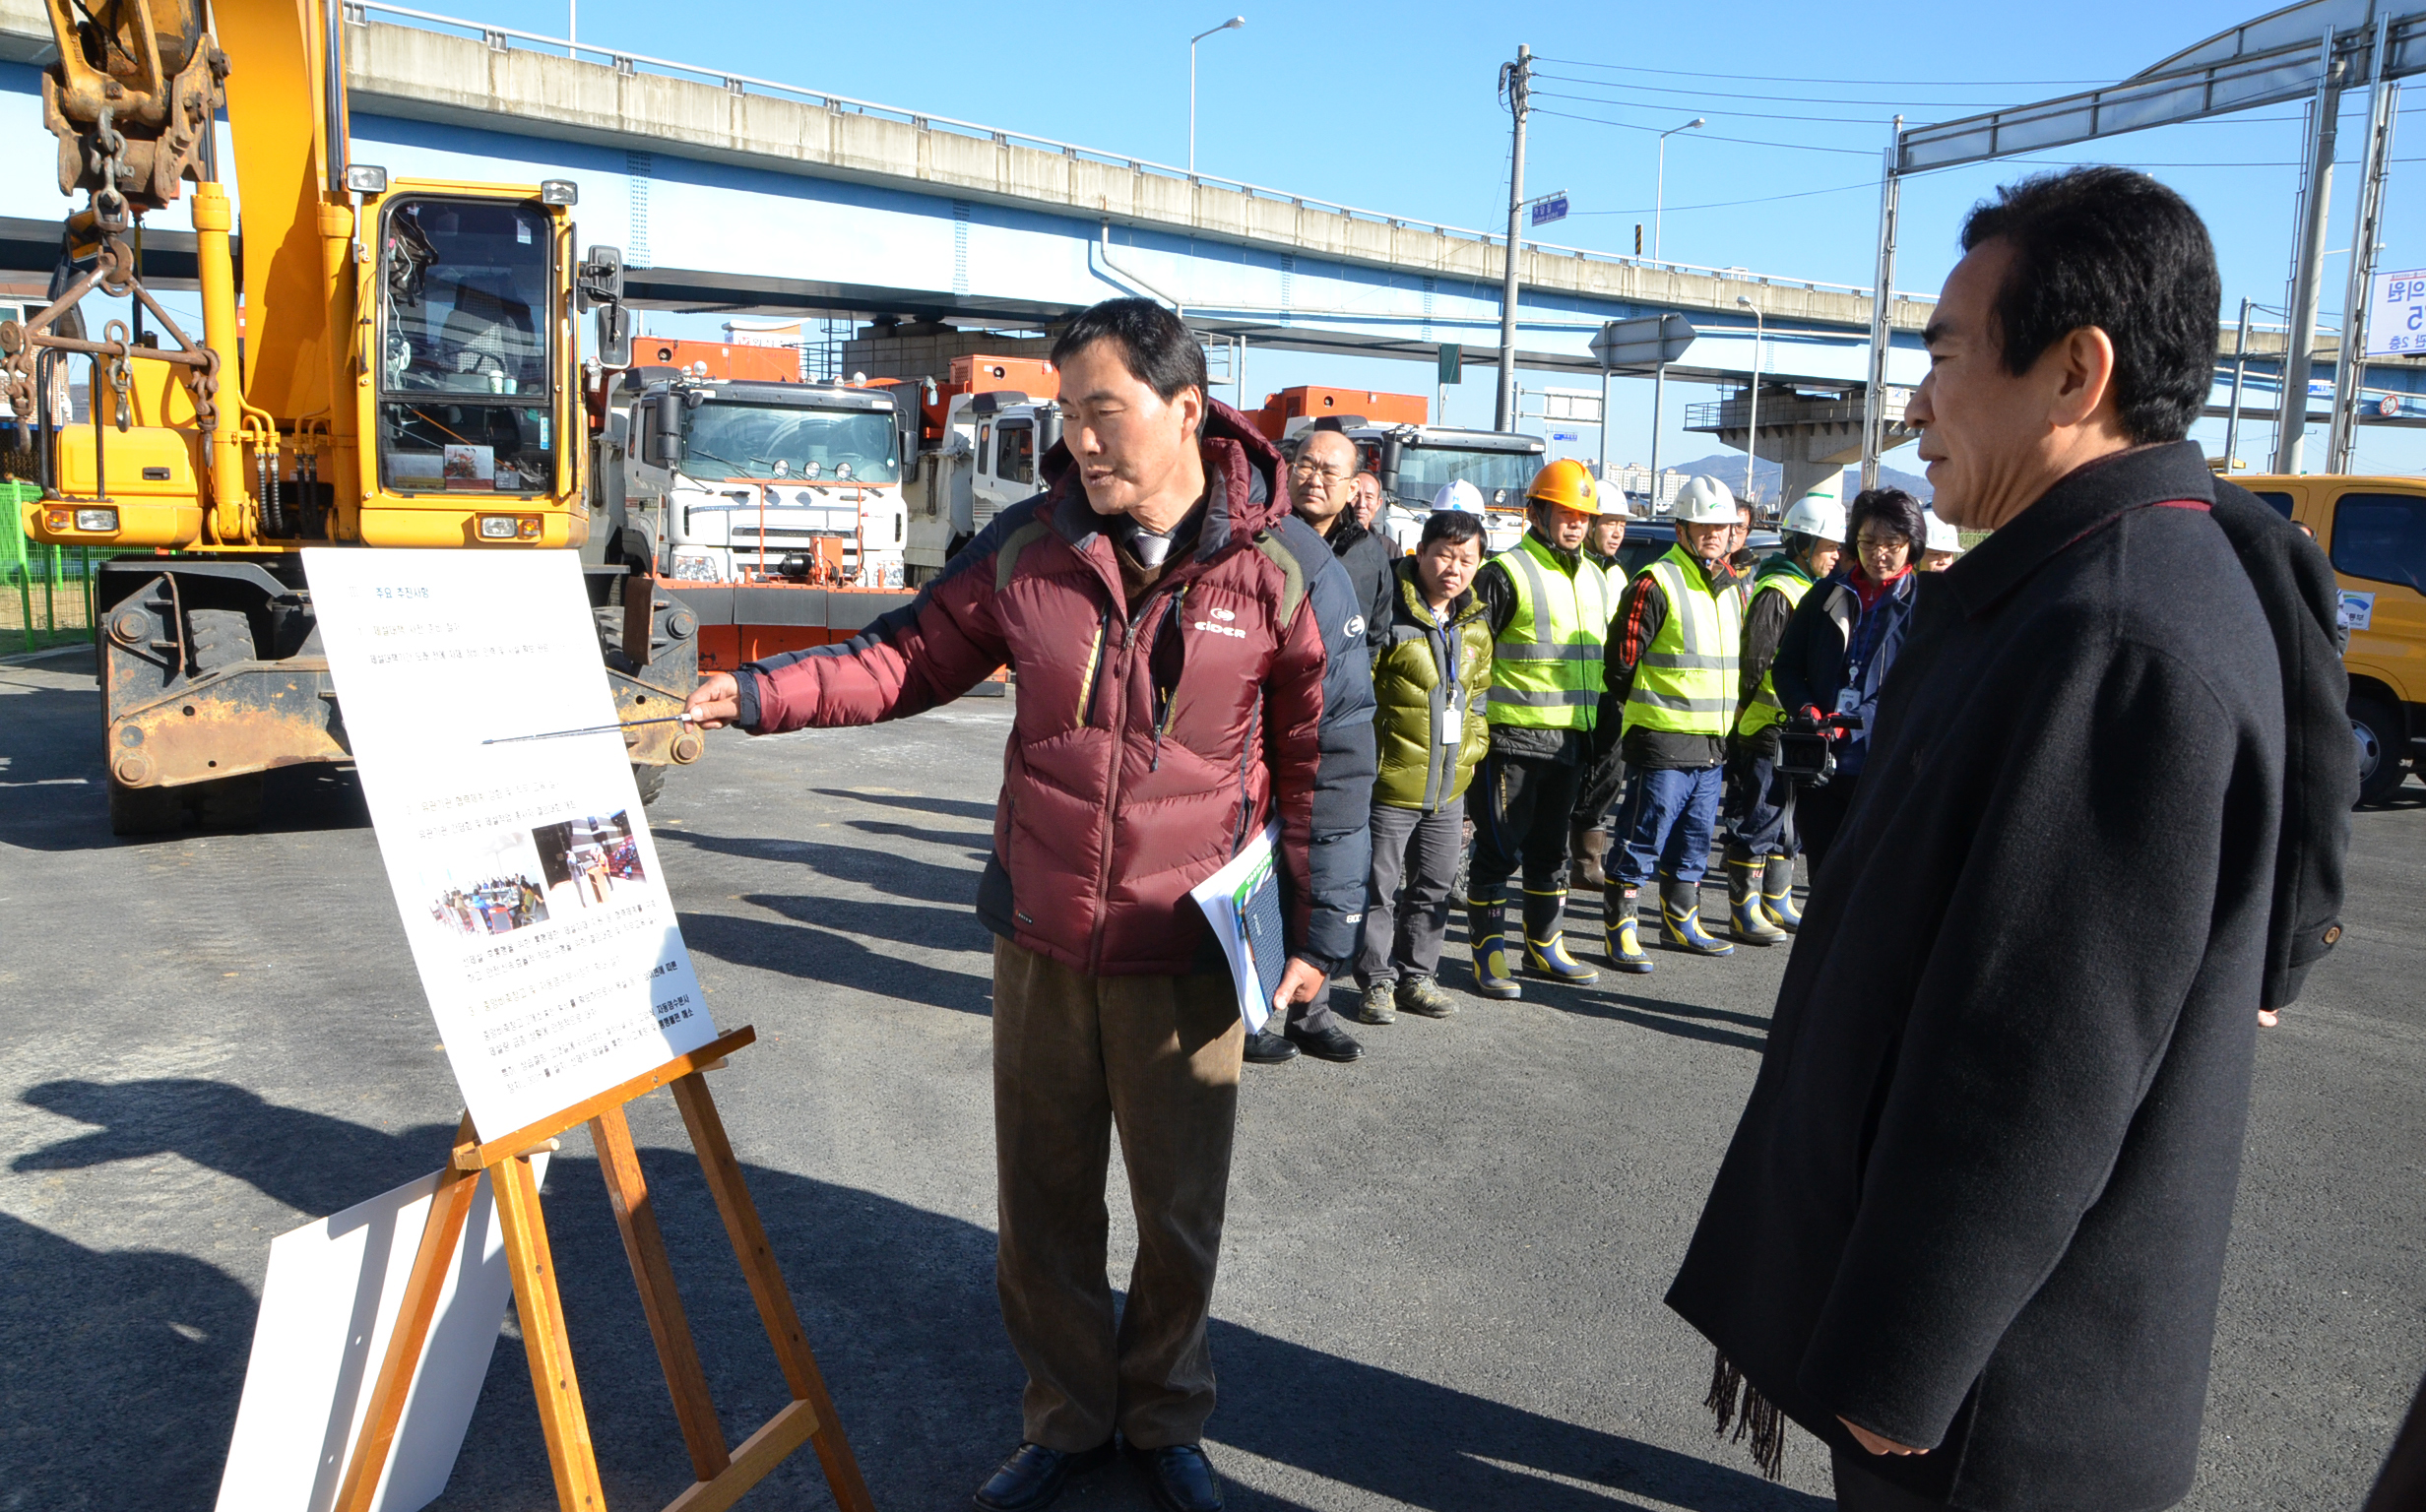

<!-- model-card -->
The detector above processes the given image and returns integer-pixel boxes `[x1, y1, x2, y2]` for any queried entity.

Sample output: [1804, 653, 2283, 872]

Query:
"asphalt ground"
[2, 644, 2420, 1512]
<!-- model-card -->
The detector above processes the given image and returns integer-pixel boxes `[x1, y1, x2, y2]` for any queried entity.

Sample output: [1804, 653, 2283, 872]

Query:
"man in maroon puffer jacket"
[686, 298, 1374, 1512]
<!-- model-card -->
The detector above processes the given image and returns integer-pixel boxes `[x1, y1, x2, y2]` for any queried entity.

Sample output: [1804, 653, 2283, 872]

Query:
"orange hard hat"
[1525, 457, 1602, 516]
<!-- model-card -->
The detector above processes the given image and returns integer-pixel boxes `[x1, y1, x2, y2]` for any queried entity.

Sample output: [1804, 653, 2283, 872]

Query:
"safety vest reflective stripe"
[1622, 547, 1742, 738]
[1736, 561, 1818, 736]
[1486, 534, 1610, 729]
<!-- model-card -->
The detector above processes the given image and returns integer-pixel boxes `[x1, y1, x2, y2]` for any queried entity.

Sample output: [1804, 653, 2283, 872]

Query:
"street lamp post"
[1737, 294, 1764, 507]
[1189, 17, 1245, 176]
[1653, 117, 1703, 263]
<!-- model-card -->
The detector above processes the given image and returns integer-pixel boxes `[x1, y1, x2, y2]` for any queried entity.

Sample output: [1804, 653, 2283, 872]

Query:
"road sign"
[1438, 344, 1461, 384]
[2367, 268, 2426, 355]
[1529, 195, 1569, 228]
[1539, 388, 1604, 423]
[1590, 313, 1696, 370]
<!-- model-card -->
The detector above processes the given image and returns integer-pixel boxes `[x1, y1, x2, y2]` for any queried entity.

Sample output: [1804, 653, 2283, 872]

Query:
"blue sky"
[339, 2, 2426, 477]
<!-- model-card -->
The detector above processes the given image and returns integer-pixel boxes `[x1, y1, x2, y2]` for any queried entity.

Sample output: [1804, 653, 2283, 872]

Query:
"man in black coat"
[1244, 423, 1391, 1066]
[1666, 166, 2352, 1509]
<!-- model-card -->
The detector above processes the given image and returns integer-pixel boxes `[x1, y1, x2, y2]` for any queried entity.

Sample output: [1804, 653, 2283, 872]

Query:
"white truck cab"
[616, 376, 907, 587]
[907, 389, 1063, 583]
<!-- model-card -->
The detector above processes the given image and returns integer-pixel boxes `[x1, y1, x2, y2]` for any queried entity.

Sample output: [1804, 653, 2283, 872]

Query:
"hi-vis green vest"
[1622, 544, 1743, 738]
[1736, 556, 1818, 736]
[1485, 532, 1612, 730]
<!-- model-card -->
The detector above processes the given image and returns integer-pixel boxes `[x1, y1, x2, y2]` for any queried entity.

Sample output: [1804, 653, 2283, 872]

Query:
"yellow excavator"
[7, 0, 701, 834]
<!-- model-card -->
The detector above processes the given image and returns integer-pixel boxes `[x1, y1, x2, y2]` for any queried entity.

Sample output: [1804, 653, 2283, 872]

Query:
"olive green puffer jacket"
[1373, 556, 1495, 811]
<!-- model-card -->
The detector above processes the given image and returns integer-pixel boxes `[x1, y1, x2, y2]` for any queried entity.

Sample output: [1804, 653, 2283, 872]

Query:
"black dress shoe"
[1285, 1024, 1364, 1062]
[972, 1439, 1115, 1512]
[1243, 1030, 1299, 1064]
[1128, 1440, 1225, 1512]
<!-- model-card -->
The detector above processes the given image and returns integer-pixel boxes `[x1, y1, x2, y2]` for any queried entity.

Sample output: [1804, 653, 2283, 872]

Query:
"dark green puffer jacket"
[1373, 556, 1494, 812]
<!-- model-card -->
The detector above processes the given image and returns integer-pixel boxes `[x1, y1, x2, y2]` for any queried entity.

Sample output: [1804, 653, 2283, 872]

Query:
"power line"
[1532, 87, 1898, 127]
[1532, 105, 1882, 156]
[1566, 179, 1882, 215]
[1530, 70, 2031, 112]
[1535, 55, 2110, 89]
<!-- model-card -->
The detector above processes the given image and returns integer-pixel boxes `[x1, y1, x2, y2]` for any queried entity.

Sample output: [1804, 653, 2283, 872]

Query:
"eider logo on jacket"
[1344, 615, 1366, 642]
[1191, 611, 1246, 639]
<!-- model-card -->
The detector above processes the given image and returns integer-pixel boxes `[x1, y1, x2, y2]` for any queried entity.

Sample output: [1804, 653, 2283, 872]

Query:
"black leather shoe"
[1285, 1024, 1365, 1062]
[1243, 1030, 1299, 1064]
[972, 1439, 1114, 1512]
[1129, 1440, 1225, 1512]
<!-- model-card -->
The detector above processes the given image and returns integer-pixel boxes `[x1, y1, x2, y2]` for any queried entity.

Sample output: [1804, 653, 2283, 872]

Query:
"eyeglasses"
[1289, 458, 1355, 483]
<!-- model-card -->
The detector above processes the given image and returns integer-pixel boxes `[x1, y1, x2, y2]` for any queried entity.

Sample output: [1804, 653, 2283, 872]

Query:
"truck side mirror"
[576, 244, 625, 310]
[651, 391, 683, 465]
[578, 245, 631, 366]
[595, 301, 633, 369]
[1377, 436, 1403, 502]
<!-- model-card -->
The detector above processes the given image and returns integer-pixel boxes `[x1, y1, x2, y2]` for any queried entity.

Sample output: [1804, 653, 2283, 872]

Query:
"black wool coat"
[1666, 443, 2290, 1510]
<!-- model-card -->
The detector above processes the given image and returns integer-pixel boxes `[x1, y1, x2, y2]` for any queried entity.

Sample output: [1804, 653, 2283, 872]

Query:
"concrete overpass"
[0, 0, 2422, 442]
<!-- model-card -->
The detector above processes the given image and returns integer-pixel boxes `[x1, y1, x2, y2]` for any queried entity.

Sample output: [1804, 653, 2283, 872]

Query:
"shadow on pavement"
[661, 827, 984, 905]
[5, 1079, 1826, 1512]
[680, 901, 995, 1017]
[810, 786, 998, 825]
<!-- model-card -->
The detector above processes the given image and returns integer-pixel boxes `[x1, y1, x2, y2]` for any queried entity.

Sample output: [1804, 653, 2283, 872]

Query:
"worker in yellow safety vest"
[1722, 491, 1847, 945]
[1598, 474, 1744, 971]
[1463, 458, 1612, 999]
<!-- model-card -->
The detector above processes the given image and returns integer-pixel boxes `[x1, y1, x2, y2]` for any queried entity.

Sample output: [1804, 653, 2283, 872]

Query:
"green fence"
[1, 482, 111, 657]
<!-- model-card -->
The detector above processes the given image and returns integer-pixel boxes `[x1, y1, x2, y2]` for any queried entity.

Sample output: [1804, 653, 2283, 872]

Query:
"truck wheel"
[2351, 696, 2407, 806]
[107, 779, 187, 837]
[186, 608, 266, 830]
[631, 762, 667, 805]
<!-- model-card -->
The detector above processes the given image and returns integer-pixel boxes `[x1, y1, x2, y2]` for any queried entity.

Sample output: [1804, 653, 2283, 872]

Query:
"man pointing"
[688, 298, 1375, 1512]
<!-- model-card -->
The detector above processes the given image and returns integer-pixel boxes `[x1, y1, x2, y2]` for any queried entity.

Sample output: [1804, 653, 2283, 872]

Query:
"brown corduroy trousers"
[990, 936, 1245, 1451]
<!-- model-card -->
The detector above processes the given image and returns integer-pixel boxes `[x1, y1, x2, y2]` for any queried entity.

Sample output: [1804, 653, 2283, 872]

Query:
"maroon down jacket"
[732, 401, 1376, 976]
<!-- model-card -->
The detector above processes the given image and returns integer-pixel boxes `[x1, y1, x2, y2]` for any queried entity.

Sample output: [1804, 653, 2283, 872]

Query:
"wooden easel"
[327, 1025, 875, 1512]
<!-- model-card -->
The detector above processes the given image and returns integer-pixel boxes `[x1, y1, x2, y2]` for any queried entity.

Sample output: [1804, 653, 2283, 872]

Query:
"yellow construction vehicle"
[6, 0, 699, 834]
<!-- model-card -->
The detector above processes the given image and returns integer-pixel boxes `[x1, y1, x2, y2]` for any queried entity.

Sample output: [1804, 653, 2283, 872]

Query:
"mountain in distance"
[1656, 453, 1934, 505]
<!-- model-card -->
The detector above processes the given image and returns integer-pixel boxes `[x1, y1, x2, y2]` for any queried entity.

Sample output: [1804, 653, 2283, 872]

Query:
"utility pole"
[2224, 298, 2254, 471]
[1861, 116, 1902, 490]
[2332, 13, 2398, 474]
[1495, 44, 1532, 433]
[2275, 30, 2343, 474]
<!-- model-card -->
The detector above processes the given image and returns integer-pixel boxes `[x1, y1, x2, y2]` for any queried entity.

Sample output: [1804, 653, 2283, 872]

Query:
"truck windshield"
[1394, 444, 1543, 508]
[375, 197, 556, 495]
[678, 404, 899, 484]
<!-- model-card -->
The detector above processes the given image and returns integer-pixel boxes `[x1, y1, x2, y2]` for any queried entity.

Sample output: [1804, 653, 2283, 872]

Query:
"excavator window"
[375, 197, 558, 496]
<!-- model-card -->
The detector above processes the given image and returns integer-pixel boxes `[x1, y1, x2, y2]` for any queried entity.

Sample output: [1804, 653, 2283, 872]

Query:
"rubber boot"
[1726, 858, 1787, 947]
[1570, 824, 1611, 890]
[1467, 894, 1521, 1000]
[1603, 884, 1654, 974]
[1520, 888, 1598, 984]
[1660, 875, 1735, 957]
[1760, 854, 1803, 933]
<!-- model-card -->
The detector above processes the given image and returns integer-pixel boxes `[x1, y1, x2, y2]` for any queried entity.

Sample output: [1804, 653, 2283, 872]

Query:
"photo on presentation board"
[417, 825, 551, 939]
[530, 809, 646, 913]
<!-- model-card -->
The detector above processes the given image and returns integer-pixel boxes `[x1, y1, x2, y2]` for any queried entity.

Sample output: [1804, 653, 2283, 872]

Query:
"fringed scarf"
[1704, 1349, 1787, 1480]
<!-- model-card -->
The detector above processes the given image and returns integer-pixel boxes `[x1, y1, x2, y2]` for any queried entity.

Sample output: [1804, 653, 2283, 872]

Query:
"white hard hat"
[1671, 474, 1738, 526]
[1433, 479, 1485, 515]
[1781, 494, 1848, 543]
[1923, 509, 1962, 555]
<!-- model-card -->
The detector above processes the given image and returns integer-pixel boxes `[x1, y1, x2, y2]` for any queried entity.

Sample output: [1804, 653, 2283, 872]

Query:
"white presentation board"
[304, 548, 717, 1136]
[213, 1157, 546, 1512]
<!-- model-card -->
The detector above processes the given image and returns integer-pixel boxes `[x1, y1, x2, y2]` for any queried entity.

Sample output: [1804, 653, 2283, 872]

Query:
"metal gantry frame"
[1861, 0, 2426, 482]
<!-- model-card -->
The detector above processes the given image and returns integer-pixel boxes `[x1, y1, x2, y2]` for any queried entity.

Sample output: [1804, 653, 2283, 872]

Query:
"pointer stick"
[484, 713, 697, 745]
